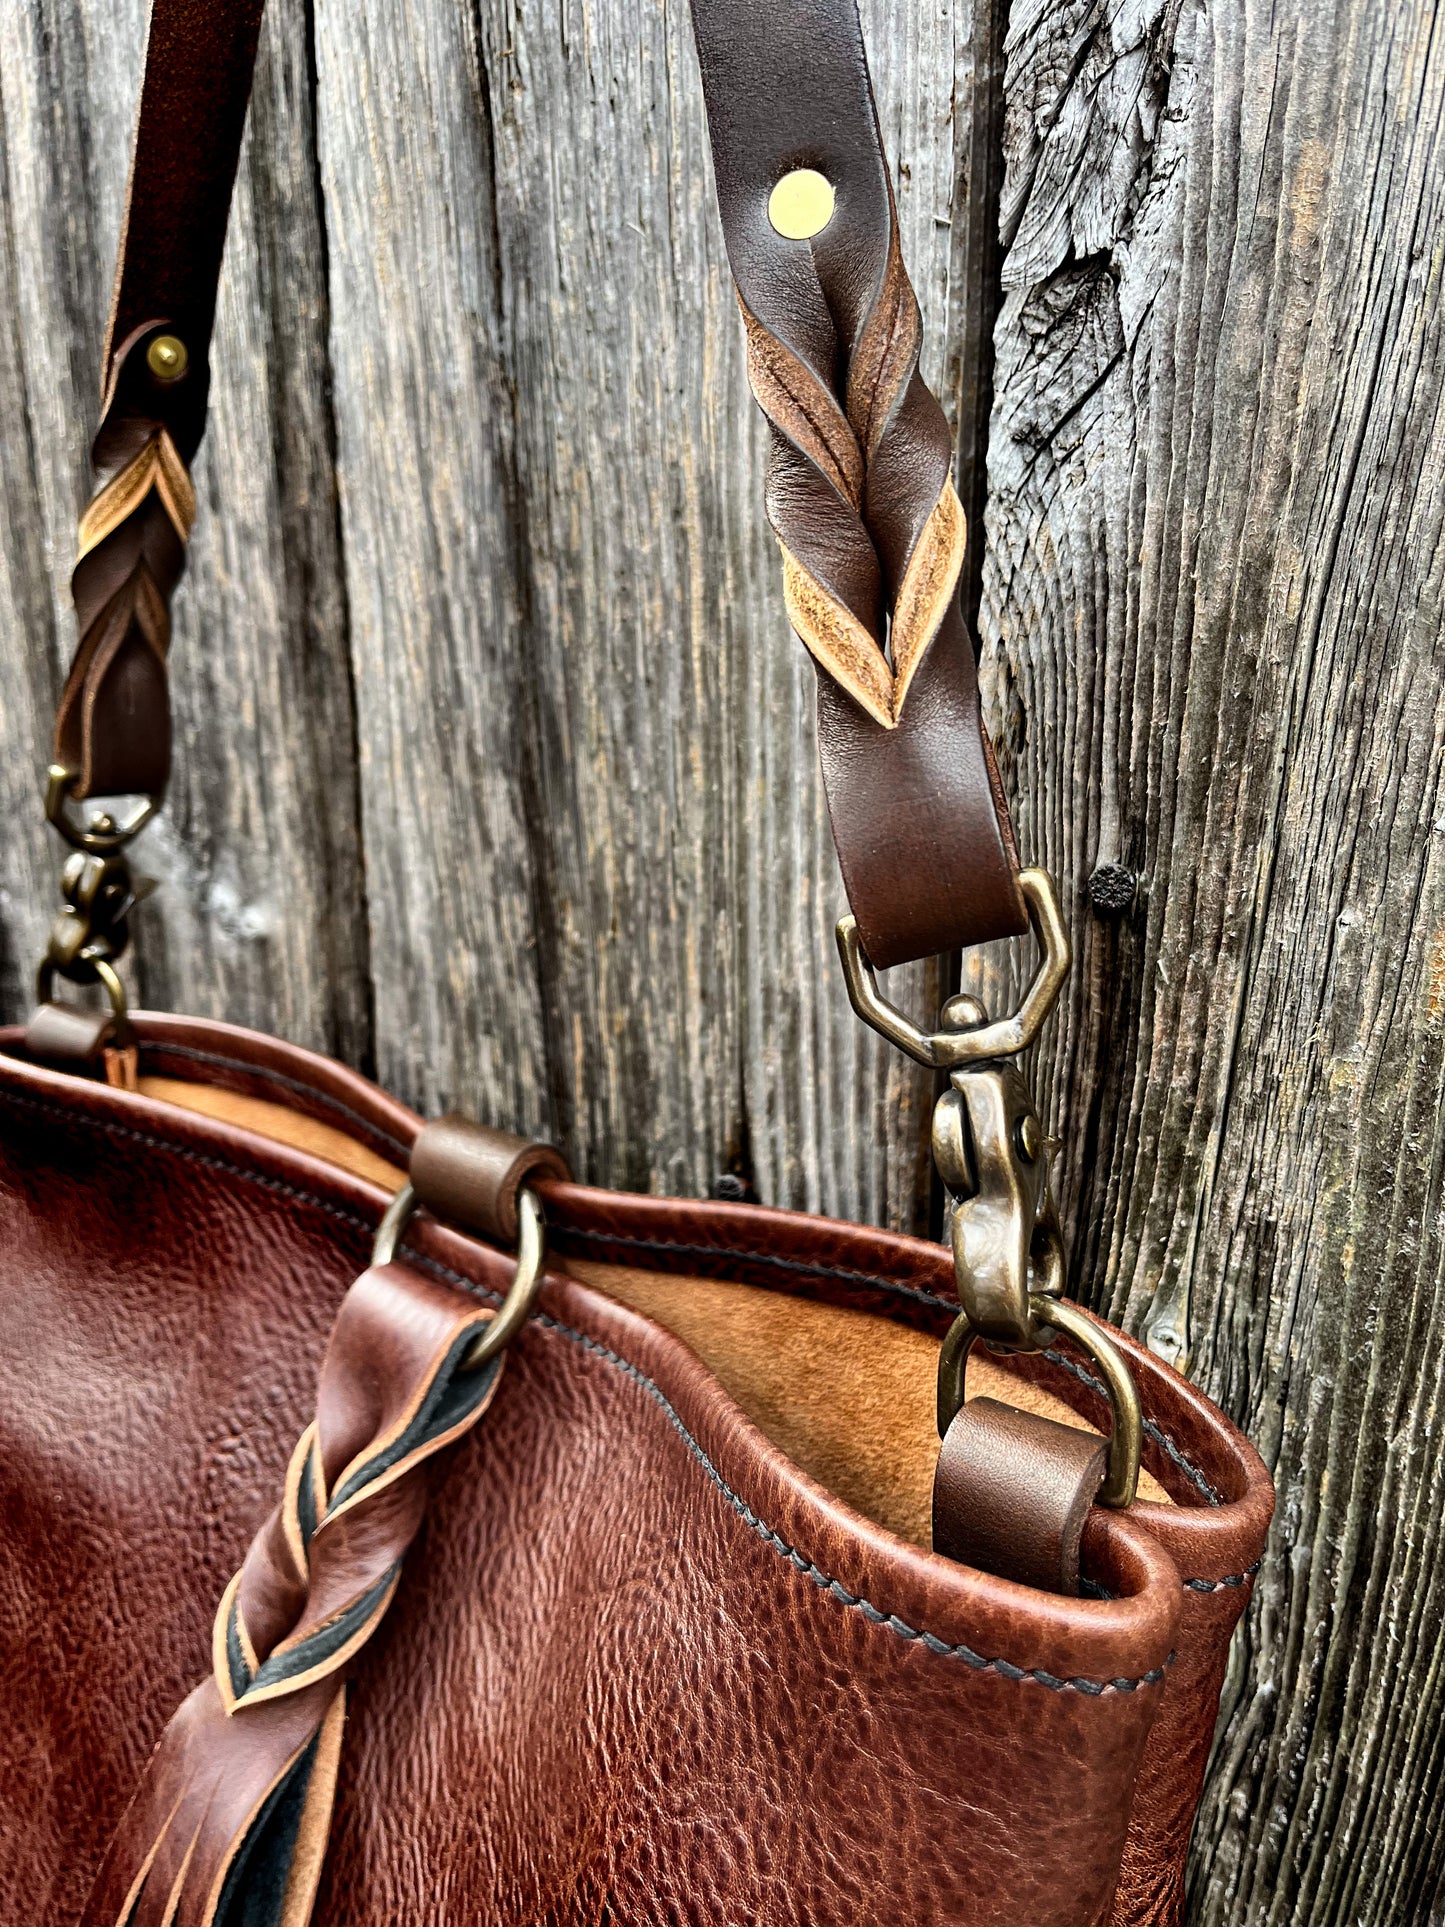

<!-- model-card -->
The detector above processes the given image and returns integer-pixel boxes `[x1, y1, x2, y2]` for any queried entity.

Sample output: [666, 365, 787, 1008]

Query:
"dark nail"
[1088, 864, 1136, 917]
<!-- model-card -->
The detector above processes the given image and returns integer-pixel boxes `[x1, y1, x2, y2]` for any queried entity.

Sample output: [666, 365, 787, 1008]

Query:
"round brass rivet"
[768, 168, 835, 241]
[940, 993, 987, 1032]
[1016, 1114, 1043, 1163]
[147, 333, 189, 382]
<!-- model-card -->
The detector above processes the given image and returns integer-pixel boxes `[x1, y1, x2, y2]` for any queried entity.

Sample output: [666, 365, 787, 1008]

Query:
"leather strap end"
[410, 1114, 571, 1246]
[932, 1397, 1109, 1596]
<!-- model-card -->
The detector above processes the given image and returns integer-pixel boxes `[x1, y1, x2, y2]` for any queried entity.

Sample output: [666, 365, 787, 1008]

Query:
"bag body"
[3, 0, 1276, 1915]
[0, 1017, 1270, 1924]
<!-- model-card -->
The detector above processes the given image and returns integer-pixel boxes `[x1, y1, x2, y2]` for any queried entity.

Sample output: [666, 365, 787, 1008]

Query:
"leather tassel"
[83, 1264, 506, 1927]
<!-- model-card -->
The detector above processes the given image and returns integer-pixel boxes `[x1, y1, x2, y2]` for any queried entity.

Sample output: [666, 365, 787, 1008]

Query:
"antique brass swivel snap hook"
[837, 868, 1142, 1509]
[35, 764, 158, 1046]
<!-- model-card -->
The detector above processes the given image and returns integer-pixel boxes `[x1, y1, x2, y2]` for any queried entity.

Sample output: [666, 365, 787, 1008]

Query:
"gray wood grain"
[2, 0, 1443, 1918]
[311, 0, 969, 1218]
[0, 0, 372, 1062]
[982, 0, 1445, 1917]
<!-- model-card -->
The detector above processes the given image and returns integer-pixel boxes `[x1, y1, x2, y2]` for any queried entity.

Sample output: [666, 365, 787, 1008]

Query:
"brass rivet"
[1016, 1114, 1043, 1163]
[146, 333, 189, 382]
[940, 993, 987, 1032]
[768, 168, 835, 241]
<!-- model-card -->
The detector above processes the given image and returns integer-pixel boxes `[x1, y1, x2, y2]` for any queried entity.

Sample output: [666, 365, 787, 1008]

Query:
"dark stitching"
[554, 1222, 955, 1316]
[0, 1086, 1232, 1617]
[395, 1242, 1171, 1699]
[1184, 1561, 1261, 1593]
[136, 1041, 413, 1163]
[530, 1324, 1169, 1691]
[21, 1073, 1224, 1502]
[557, 1224, 1224, 1503]
[0, 1088, 377, 1237]
[1042, 1352, 1222, 1505]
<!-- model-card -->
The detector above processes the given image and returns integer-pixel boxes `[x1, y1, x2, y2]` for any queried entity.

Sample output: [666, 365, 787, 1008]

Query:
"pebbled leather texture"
[0, 1017, 1272, 1925]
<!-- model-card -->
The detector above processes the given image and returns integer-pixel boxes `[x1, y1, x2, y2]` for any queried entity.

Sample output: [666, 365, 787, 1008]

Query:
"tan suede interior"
[139, 1078, 408, 1190]
[142, 1076, 1168, 1544]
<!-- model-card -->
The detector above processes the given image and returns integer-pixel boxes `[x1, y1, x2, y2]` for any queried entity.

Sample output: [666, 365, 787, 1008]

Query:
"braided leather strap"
[690, 0, 1028, 965]
[53, 0, 265, 805]
[741, 203, 965, 734]
[55, 341, 198, 801]
[81, 1262, 505, 1927]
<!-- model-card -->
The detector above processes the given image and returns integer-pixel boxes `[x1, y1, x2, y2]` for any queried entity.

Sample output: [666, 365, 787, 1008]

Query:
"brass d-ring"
[371, 1182, 547, 1372]
[836, 869, 1070, 1070]
[937, 1294, 1143, 1509]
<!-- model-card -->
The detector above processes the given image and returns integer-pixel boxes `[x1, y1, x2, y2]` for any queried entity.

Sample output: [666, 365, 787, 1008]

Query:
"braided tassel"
[740, 192, 965, 730]
[82, 1263, 506, 1927]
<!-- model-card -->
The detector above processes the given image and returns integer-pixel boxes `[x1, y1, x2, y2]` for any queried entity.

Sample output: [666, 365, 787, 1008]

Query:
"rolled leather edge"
[24, 1002, 119, 1069]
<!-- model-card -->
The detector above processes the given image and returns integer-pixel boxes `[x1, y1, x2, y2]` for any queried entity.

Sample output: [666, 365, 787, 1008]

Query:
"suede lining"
[140, 1074, 1169, 1547]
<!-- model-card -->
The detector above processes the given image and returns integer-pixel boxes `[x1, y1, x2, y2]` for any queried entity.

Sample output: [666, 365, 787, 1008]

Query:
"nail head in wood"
[1087, 864, 1136, 917]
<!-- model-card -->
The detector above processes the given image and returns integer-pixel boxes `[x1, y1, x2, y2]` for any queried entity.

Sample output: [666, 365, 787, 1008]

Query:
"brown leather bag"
[0, 3, 1273, 1924]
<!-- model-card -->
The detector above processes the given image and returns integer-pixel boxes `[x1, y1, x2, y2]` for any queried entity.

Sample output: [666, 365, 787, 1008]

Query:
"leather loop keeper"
[25, 1002, 119, 1070]
[410, 1114, 571, 1246]
[932, 1397, 1109, 1596]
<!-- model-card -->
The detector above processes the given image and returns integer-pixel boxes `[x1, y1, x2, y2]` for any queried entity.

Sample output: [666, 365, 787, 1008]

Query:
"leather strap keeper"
[410, 1114, 572, 1245]
[24, 1001, 118, 1068]
[933, 1397, 1109, 1596]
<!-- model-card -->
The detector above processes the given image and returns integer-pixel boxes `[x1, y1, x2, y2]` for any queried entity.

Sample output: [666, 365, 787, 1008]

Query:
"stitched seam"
[135, 1041, 413, 1162]
[0, 1087, 1231, 1611]
[398, 1244, 1171, 1698]
[1183, 1561, 1262, 1593]
[554, 1222, 954, 1312]
[11, 1074, 1223, 1500]
[1042, 1352, 1221, 1505]
[556, 1224, 1223, 1502]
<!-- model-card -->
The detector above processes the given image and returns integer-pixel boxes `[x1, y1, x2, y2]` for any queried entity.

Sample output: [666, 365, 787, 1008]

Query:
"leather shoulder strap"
[688, 0, 1028, 964]
[53, 0, 265, 806]
[52, 0, 1027, 969]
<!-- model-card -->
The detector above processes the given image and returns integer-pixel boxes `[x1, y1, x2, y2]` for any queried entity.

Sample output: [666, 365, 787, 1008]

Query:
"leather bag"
[0, 2, 1274, 1924]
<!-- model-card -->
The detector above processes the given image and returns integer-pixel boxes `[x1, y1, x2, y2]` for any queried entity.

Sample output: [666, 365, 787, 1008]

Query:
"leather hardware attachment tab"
[407, 1113, 572, 1247]
[939, 1296, 1143, 1515]
[933, 1398, 1109, 1596]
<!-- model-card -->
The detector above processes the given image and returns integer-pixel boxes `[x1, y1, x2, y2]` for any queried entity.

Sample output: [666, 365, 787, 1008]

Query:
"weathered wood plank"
[984, 0, 1445, 1916]
[8, 0, 1443, 1915]
[312, 0, 549, 1128]
[332, 0, 981, 1220]
[0, 0, 371, 1061]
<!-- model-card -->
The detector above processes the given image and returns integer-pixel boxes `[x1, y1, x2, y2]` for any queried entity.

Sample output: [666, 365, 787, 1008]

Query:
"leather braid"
[55, 417, 195, 801]
[81, 1262, 506, 1927]
[742, 193, 965, 731]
